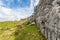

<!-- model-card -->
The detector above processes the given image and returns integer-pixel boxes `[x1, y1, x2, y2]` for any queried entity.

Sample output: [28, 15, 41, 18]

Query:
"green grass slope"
[0, 20, 46, 40]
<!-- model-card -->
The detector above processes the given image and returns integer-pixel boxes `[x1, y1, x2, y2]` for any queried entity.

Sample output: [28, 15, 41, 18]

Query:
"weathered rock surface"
[27, 0, 60, 40]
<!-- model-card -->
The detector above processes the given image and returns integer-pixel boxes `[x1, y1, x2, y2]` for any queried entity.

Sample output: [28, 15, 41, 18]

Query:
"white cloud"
[0, 0, 39, 22]
[34, 0, 39, 6]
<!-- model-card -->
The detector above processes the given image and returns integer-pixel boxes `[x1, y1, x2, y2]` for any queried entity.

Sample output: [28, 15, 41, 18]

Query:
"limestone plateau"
[27, 0, 60, 40]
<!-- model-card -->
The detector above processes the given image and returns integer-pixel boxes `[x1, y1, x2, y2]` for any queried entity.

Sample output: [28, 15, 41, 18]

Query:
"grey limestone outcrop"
[27, 0, 60, 40]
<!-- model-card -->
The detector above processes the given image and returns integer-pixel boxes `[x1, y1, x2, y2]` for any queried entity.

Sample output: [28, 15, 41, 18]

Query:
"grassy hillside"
[0, 21, 18, 40]
[0, 20, 46, 40]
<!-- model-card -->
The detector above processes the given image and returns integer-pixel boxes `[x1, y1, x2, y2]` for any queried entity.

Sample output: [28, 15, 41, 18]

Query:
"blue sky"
[0, 0, 39, 21]
[2, 0, 31, 8]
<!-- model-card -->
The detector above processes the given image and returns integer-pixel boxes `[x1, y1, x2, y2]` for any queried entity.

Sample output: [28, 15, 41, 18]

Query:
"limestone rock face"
[33, 0, 60, 40]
